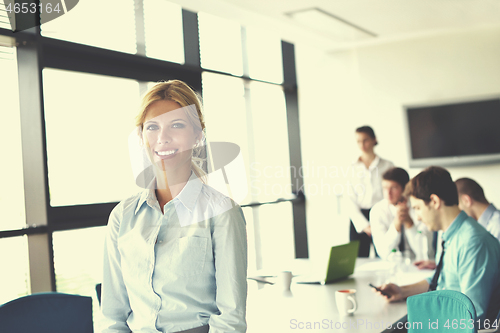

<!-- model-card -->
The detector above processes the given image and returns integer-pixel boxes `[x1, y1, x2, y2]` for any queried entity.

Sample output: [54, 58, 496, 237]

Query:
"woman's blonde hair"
[136, 80, 207, 182]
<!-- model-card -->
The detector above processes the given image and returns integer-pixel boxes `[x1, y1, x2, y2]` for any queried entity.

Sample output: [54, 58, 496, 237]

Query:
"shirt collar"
[134, 173, 203, 215]
[369, 155, 381, 170]
[353, 155, 381, 170]
[478, 203, 496, 226]
[135, 178, 157, 214]
[175, 173, 203, 212]
[442, 211, 468, 242]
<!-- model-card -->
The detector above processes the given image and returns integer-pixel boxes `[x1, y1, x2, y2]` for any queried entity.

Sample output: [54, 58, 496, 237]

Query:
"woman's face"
[355, 132, 376, 154]
[143, 100, 201, 172]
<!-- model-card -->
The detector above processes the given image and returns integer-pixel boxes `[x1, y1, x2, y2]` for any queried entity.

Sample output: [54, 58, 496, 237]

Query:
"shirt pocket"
[170, 236, 208, 277]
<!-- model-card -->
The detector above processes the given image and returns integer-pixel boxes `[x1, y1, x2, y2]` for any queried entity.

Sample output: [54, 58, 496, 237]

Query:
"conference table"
[246, 258, 434, 333]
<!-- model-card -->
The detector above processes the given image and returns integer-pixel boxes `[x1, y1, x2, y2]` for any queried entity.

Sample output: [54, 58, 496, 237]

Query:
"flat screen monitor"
[405, 97, 500, 167]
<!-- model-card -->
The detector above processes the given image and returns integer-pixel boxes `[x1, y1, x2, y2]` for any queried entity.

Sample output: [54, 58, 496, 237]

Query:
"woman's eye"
[146, 124, 159, 131]
[172, 122, 186, 129]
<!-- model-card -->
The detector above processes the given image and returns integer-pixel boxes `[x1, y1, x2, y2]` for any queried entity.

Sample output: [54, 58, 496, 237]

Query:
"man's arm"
[345, 196, 370, 233]
[370, 203, 401, 259]
[457, 238, 498, 321]
[375, 280, 429, 303]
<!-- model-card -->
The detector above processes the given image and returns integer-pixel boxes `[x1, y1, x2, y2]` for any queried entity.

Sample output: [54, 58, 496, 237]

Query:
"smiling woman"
[100, 80, 248, 333]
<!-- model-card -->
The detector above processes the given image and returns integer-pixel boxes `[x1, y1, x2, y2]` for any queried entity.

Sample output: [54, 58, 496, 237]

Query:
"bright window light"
[256, 202, 295, 270]
[41, 0, 136, 54]
[198, 12, 243, 76]
[201, 72, 251, 204]
[249, 81, 291, 203]
[0, 236, 30, 304]
[53, 227, 106, 321]
[246, 26, 283, 83]
[0, 46, 26, 231]
[42, 69, 141, 206]
[144, 0, 184, 63]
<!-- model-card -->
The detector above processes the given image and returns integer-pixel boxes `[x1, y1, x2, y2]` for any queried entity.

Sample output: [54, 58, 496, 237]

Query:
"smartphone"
[369, 283, 389, 296]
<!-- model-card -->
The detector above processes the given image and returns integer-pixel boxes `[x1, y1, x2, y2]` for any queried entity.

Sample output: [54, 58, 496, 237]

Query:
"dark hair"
[455, 178, 488, 204]
[404, 166, 458, 206]
[355, 126, 376, 140]
[383, 167, 410, 190]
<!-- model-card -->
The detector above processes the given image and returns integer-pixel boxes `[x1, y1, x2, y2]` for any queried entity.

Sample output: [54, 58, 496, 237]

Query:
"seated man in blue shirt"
[376, 166, 500, 323]
[456, 177, 500, 241]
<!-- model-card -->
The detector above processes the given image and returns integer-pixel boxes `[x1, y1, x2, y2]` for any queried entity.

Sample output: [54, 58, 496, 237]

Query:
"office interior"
[1, 0, 500, 327]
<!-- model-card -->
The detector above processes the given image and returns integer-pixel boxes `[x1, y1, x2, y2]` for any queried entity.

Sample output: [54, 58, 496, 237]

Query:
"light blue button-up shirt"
[100, 175, 247, 333]
[478, 203, 500, 241]
[429, 211, 500, 321]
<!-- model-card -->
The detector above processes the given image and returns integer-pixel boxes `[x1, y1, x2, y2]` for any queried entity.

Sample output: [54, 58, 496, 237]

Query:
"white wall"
[296, 26, 500, 258]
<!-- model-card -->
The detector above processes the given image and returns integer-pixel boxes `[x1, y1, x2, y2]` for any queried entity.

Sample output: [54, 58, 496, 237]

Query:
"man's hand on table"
[373, 280, 429, 303]
[373, 283, 404, 302]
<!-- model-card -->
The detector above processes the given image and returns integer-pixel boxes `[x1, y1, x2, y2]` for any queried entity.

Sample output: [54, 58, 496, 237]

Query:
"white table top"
[246, 258, 434, 333]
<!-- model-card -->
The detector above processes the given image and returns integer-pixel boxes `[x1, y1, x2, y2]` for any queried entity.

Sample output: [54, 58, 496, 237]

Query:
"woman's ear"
[195, 131, 204, 146]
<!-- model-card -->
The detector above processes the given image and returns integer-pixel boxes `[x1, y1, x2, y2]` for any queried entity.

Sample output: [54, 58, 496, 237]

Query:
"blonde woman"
[101, 80, 247, 333]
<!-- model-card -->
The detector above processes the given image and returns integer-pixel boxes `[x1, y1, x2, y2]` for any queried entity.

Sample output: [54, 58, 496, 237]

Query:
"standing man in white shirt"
[456, 177, 500, 241]
[370, 167, 434, 260]
[348, 126, 394, 257]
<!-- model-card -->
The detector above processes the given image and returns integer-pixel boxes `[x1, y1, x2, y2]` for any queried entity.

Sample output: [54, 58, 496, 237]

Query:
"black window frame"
[0, 4, 308, 292]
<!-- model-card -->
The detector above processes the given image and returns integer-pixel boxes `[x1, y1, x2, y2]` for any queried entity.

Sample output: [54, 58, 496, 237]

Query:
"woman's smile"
[155, 149, 178, 159]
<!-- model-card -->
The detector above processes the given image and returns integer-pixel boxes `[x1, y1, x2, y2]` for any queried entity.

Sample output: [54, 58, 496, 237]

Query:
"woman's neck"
[155, 167, 192, 213]
[360, 152, 376, 168]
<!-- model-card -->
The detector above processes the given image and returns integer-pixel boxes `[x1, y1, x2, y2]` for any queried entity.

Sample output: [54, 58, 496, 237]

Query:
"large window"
[0, 236, 30, 304]
[143, 0, 184, 63]
[43, 69, 141, 206]
[246, 26, 283, 83]
[202, 70, 294, 271]
[0, 1, 304, 317]
[41, 0, 136, 54]
[198, 12, 243, 76]
[0, 45, 25, 231]
[53, 227, 106, 319]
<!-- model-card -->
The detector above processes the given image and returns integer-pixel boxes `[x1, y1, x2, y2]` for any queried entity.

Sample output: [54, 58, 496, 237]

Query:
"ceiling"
[178, 0, 500, 51]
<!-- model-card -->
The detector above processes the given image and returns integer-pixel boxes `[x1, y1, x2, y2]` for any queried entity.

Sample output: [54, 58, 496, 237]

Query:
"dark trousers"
[349, 208, 377, 258]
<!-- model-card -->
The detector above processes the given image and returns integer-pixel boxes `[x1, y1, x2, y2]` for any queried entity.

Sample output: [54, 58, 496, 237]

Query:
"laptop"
[294, 241, 360, 285]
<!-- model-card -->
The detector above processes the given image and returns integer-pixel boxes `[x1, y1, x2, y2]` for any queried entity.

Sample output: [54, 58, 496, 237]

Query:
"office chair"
[0, 292, 93, 333]
[407, 290, 499, 333]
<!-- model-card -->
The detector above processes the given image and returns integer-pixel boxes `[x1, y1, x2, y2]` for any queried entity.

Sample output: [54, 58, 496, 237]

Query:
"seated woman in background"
[100, 80, 247, 333]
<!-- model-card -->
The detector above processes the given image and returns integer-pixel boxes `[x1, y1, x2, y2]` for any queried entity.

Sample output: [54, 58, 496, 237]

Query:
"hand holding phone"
[369, 283, 389, 296]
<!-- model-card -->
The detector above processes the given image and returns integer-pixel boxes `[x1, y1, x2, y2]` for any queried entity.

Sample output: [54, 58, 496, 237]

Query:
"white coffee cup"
[277, 271, 293, 291]
[335, 289, 357, 316]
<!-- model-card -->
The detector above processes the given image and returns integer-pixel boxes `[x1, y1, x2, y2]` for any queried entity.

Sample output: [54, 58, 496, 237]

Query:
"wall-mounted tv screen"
[405, 97, 500, 167]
